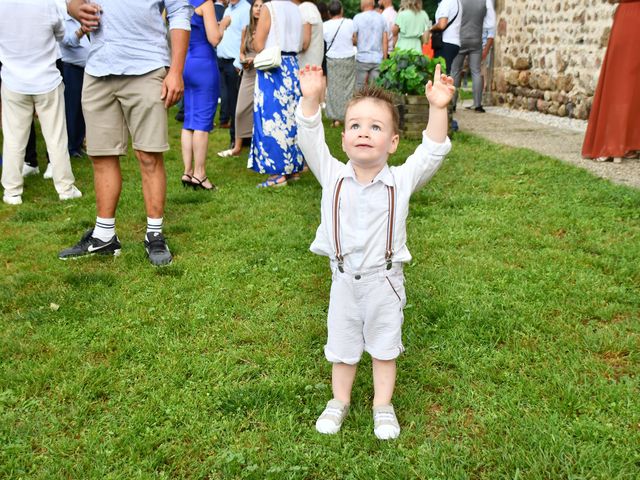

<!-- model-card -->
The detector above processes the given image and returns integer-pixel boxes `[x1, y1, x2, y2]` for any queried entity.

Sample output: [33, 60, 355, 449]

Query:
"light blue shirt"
[352, 10, 388, 64]
[60, 14, 90, 68]
[84, 0, 193, 77]
[216, 0, 251, 61]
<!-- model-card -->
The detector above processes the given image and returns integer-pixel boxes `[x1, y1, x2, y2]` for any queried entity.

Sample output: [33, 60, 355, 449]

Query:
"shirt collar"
[342, 162, 394, 187]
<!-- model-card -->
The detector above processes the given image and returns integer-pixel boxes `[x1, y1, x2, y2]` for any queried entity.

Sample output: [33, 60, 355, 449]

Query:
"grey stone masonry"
[491, 0, 616, 119]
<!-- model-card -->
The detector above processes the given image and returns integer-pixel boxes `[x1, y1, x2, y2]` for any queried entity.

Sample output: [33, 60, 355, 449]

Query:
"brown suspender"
[332, 178, 345, 271]
[332, 178, 396, 272]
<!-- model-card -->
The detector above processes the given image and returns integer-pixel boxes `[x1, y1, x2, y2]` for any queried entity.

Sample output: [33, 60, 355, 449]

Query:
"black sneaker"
[58, 229, 121, 260]
[144, 232, 172, 266]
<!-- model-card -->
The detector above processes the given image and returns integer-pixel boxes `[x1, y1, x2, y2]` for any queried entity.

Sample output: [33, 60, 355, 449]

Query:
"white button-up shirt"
[0, 0, 65, 95]
[296, 105, 451, 272]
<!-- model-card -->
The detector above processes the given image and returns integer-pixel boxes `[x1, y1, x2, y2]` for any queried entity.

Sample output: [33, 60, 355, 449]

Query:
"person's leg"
[450, 51, 466, 109]
[372, 358, 396, 406]
[332, 363, 358, 404]
[367, 63, 380, 86]
[1, 85, 33, 201]
[34, 83, 79, 197]
[92, 155, 122, 218]
[136, 149, 172, 266]
[469, 49, 483, 109]
[24, 121, 38, 168]
[192, 130, 215, 189]
[355, 61, 368, 91]
[181, 128, 194, 183]
[218, 63, 229, 126]
[63, 63, 86, 155]
[220, 59, 240, 147]
[135, 150, 166, 219]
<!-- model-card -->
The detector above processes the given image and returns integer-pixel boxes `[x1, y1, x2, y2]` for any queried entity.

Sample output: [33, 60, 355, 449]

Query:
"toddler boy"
[296, 63, 454, 439]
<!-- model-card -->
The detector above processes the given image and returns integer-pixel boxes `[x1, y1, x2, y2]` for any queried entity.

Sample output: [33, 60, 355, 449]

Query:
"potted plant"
[376, 50, 447, 138]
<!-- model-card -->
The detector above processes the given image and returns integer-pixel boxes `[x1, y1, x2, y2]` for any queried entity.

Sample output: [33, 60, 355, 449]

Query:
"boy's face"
[342, 98, 400, 170]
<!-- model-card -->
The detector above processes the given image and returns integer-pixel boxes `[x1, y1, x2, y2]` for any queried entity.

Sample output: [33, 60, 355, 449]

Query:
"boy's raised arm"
[297, 64, 343, 187]
[425, 64, 455, 144]
[395, 64, 455, 193]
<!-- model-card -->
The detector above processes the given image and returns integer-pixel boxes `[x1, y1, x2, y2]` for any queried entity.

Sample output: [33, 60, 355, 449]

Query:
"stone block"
[560, 74, 574, 92]
[518, 70, 531, 87]
[514, 57, 531, 70]
[548, 102, 559, 115]
[555, 51, 568, 73]
[536, 99, 549, 112]
[537, 73, 553, 90]
[558, 104, 567, 117]
[498, 18, 507, 36]
[527, 97, 537, 111]
[544, 90, 552, 101]
[507, 70, 520, 86]
[600, 26, 610, 48]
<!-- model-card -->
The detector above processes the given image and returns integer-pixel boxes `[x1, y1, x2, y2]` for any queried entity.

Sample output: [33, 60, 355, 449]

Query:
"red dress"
[582, 0, 640, 159]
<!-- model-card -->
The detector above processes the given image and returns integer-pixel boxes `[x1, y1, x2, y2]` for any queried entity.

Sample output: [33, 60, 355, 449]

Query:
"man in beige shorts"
[59, 0, 193, 266]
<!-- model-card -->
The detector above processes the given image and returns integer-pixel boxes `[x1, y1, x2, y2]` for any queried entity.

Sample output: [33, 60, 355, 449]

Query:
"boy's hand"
[299, 64, 324, 117]
[299, 64, 324, 102]
[425, 64, 455, 110]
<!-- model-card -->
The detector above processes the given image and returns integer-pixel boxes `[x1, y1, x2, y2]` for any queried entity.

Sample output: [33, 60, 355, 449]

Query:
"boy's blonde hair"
[346, 85, 401, 135]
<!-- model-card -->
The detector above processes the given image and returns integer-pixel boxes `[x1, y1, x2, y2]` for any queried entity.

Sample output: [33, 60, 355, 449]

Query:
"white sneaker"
[22, 164, 39, 177]
[59, 185, 82, 201]
[373, 404, 400, 440]
[43, 163, 53, 179]
[316, 399, 349, 434]
[3, 194, 23, 205]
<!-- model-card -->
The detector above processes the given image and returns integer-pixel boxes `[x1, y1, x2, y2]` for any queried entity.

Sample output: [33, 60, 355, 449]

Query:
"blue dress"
[248, 55, 305, 175]
[183, 0, 220, 132]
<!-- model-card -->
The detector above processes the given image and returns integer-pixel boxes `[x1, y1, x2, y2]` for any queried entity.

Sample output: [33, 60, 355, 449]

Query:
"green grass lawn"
[1, 111, 639, 479]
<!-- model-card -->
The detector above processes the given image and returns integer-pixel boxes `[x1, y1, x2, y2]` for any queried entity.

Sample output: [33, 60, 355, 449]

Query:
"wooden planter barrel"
[394, 94, 430, 139]
[394, 94, 453, 139]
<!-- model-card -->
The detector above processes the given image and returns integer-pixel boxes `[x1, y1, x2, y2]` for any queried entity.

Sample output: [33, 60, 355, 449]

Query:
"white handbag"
[254, 4, 282, 71]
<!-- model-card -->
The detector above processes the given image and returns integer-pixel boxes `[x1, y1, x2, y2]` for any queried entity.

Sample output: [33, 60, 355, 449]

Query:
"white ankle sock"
[146, 217, 163, 236]
[93, 217, 116, 241]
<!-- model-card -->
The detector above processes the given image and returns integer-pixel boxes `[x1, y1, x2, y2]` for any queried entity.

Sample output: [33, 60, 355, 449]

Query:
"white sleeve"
[393, 134, 451, 193]
[295, 104, 345, 188]
[483, 0, 496, 31]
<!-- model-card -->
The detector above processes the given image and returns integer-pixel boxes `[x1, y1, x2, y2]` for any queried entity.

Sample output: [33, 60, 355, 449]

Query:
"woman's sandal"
[257, 175, 287, 188]
[286, 173, 301, 182]
[181, 173, 195, 188]
[217, 149, 240, 158]
[192, 176, 217, 191]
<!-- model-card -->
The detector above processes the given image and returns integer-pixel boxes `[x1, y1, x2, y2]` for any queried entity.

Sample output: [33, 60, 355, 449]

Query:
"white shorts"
[324, 265, 406, 365]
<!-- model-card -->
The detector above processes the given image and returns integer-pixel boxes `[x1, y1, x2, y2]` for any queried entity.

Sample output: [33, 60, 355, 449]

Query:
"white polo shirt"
[296, 105, 451, 272]
[0, 0, 65, 95]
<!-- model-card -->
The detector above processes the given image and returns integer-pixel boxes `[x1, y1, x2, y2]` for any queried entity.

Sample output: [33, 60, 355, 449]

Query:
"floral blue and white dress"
[248, 55, 305, 175]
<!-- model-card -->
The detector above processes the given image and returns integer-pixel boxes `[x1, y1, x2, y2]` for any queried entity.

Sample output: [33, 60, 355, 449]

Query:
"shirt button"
[355, 275, 361, 280]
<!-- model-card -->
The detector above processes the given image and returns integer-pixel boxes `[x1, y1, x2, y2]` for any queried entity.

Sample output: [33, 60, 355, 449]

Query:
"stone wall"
[491, 0, 616, 119]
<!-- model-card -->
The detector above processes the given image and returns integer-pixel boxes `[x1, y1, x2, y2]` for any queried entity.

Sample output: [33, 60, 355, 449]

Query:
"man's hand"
[161, 69, 184, 108]
[425, 63, 455, 110]
[299, 64, 324, 117]
[70, 2, 101, 31]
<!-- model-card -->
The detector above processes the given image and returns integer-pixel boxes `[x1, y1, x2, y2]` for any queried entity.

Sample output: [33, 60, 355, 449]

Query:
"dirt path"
[454, 101, 640, 189]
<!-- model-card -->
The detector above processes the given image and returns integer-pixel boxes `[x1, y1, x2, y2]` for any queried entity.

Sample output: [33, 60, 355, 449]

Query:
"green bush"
[376, 49, 446, 95]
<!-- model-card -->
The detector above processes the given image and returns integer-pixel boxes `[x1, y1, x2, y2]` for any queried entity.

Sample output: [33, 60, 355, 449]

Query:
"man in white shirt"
[352, 0, 389, 90]
[0, 0, 82, 205]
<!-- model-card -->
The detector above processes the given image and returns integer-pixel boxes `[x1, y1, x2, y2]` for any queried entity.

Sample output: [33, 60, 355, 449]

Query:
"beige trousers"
[1, 83, 75, 197]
